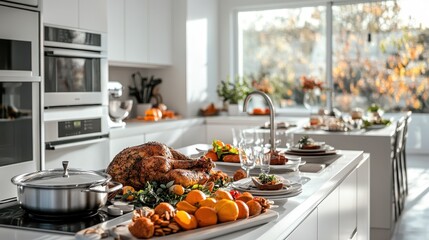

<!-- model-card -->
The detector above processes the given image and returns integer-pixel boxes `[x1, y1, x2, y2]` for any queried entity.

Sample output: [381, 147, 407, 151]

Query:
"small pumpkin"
[144, 108, 162, 121]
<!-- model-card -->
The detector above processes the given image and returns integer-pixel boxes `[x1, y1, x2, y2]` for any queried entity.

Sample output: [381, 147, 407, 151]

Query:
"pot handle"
[84, 181, 123, 193]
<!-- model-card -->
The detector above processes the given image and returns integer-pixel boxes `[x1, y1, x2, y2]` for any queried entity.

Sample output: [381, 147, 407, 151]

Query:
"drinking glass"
[260, 151, 271, 175]
[231, 127, 242, 146]
[238, 142, 257, 178]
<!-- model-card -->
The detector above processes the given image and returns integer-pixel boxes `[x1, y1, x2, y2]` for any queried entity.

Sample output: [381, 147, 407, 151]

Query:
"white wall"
[186, 0, 218, 117]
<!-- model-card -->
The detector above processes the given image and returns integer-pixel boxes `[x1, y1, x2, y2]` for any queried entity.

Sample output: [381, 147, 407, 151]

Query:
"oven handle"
[46, 137, 108, 150]
[44, 48, 107, 59]
[0, 75, 41, 82]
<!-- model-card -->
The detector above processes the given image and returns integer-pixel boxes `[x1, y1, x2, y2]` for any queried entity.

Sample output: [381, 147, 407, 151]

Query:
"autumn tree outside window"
[237, 0, 429, 113]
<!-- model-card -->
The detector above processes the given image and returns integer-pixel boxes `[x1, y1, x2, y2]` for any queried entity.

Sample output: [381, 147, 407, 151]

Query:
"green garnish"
[258, 173, 279, 184]
[297, 135, 313, 148]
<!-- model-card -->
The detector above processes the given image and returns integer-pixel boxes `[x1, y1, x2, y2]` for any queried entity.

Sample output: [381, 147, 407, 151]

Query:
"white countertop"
[0, 148, 365, 240]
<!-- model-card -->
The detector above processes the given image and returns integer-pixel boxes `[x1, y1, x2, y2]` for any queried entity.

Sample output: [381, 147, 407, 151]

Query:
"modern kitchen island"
[0, 149, 369, 240]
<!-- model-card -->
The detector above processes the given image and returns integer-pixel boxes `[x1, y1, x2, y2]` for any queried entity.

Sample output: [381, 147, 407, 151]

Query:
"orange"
[214, 199, 239, 223]
[169, 184, 185, 196]
[176, 200, 198, 214]
[154, 202, 175, 215]
[122, 186, 135, 201]
[214, 189, 233, 201]
[246, 200, 262, 216]
[194, 207, 218, 227]
[199, 197, 217, 208]
[236, 194, 253, 202]
[174, 210, 197, 230]
[185, 190, 207, 206]
[235, 200, 250, 219]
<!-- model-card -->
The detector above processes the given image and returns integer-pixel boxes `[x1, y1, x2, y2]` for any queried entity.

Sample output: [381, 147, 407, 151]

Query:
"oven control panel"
[58, 118, 101, 137]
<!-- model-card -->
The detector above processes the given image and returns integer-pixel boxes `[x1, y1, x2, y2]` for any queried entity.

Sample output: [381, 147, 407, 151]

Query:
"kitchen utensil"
[11, 161, 122, 216]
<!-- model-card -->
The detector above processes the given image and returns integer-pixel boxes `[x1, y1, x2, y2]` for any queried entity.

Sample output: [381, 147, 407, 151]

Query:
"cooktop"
[0, 201, 117, 235]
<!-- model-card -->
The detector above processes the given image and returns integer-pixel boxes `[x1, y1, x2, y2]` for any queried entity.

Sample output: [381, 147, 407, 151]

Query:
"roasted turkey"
[106, 141, 214, 189]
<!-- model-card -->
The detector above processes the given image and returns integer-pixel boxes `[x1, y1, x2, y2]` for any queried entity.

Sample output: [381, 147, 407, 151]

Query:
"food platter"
[232, 178, 302, 198]
[75, 209, 279, 240]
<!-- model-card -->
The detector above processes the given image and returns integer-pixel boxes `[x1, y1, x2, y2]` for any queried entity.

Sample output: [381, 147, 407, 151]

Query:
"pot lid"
[11, 161, 111, 188]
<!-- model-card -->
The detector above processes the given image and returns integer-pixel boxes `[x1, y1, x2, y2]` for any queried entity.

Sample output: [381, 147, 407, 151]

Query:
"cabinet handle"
[348, 227, 357, 240]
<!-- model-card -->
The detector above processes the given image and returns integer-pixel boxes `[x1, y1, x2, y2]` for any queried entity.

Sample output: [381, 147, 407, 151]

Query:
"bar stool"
[392, 116, 405, 221]
[400, 111, 412, 195]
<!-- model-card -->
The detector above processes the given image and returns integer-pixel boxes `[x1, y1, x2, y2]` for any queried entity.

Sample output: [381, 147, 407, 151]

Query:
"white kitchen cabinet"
[42, 0, 78, 28]
[145, 128, 183, 149]
[107, 0, 172, 66]
[357, 155, 370, 240]
[124, 0, 149, 63]
[78, 0, 107, 32]
[109, 135, 144, 162]
[43, 0, 107, 32]
[148, 0, 172, 65]
[107, 0, 125, 61]
[318, 188, 339, 240]
[339, 168, 358, 240]
[286, 209, 318, 240]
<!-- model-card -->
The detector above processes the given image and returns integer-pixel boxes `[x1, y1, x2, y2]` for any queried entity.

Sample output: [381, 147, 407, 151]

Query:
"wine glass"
[238, 142, 257, 178]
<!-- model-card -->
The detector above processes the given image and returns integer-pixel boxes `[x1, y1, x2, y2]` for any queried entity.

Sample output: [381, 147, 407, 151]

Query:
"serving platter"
[75, 209, 279, 240]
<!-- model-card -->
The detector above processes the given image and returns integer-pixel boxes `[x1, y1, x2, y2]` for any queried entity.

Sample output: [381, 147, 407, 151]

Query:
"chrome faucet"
[242, 90, 276, 152]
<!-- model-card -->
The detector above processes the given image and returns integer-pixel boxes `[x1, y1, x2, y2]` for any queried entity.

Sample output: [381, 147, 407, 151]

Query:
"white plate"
[266, 189, 303, 200]
[290, 144, 332, 153]
[75, 209, 279, 240]
[232, 178, 302, 196]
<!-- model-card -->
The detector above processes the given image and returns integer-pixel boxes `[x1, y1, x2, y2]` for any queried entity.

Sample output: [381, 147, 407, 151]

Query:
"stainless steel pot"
[11, 161, 122, 216]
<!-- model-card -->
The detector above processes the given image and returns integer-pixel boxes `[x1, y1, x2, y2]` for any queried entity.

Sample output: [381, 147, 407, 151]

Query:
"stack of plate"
[232, 178, 302, 200]
[285, 144, 337, 156]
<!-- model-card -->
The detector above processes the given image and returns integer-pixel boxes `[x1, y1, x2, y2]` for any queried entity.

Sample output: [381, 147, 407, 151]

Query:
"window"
[237, 0, 429, 113]
[237, 6, 326, 108]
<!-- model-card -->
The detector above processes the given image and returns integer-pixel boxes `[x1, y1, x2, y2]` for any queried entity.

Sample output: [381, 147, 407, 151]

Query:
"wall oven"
[0, 1, 41, 201]
[44, 25, 108, 107]
[43, 25, 109, 171]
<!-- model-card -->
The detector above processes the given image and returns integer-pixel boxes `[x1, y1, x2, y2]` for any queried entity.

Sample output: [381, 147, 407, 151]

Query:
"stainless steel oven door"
[44, 47, 107, 107]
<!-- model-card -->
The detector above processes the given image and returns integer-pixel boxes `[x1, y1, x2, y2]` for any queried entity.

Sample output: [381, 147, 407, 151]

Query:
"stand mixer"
[108, 81, 133, 128]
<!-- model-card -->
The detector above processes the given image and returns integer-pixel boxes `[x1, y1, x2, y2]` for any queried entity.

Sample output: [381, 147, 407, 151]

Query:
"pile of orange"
[173, 189, 261, 230]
